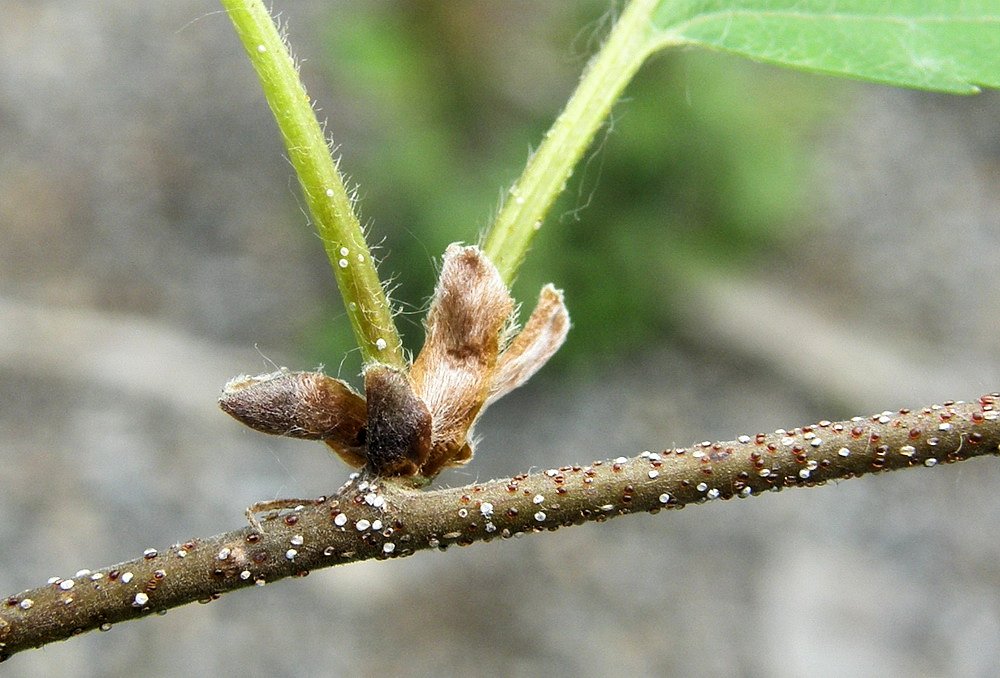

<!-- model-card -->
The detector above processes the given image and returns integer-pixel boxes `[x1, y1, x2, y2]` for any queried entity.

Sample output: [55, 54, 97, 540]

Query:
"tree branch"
[2, 393, 998, 660]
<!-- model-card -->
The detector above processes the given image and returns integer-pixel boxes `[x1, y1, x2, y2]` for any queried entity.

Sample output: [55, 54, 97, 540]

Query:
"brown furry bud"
[363, 364, 432, 476]
[219, 370, 368, 467]
[220, 246, 568, 481]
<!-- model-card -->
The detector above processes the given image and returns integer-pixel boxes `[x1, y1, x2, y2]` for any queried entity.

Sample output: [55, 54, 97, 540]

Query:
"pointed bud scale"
[410, 244, 514, 475]
[487, 284, 570, 407]
[219, 370, 368, 467]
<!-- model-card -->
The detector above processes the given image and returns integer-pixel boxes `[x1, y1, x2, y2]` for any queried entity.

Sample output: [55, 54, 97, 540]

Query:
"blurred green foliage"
[300, 1, 842, 377]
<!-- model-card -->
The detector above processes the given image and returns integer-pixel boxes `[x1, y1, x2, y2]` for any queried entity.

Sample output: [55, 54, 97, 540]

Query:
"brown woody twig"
[1, 393, 998, 660]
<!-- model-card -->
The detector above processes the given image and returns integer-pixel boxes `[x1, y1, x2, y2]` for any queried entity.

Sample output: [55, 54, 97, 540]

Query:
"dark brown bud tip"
[363, 364, 432, 477]
[219, 370, 368, 467]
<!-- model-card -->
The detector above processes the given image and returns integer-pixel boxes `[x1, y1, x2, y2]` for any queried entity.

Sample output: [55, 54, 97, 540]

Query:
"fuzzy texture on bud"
[219, 244, 569, 480]
[219, 370, 367, 467]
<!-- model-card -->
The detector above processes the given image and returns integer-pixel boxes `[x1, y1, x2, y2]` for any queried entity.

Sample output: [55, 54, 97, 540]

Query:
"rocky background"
[1, 2, 999, 676]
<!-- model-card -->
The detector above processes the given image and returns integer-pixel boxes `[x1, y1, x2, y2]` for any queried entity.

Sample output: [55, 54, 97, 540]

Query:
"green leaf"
[650, 1, 1000, 93]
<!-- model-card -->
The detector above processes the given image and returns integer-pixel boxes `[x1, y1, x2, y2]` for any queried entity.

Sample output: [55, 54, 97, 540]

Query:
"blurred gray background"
[2, 2, 1000, 676]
